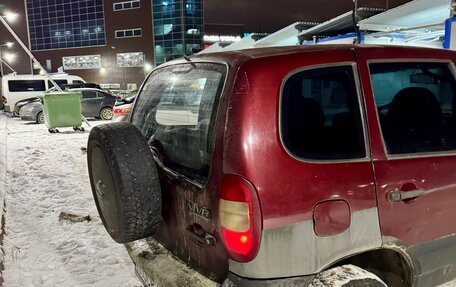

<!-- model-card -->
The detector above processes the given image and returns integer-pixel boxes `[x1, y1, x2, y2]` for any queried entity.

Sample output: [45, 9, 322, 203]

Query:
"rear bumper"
[111, 113, 129, 122]
[125, 238, 315, 287]
[125, 239, 219, 287]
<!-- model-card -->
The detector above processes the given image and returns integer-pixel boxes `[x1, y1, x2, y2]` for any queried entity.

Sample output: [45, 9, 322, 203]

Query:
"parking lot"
[0, 112, 140, 286]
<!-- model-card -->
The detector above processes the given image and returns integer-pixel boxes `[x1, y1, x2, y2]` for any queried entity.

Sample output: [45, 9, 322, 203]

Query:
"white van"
[1, 73, 85, 112]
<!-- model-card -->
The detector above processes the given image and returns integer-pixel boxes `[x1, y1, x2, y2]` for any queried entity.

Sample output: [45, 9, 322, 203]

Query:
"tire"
[309, 265, 387, 287]
[99, 107, 113, 120]
[87, 122, 162, 243]
[37, 111, 45, 124]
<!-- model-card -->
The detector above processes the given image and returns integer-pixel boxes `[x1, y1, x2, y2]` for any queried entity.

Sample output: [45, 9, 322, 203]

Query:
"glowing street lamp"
[144, 63, 153, 72]
[0, 41, 14, 76]
[2, 11, 19, 23]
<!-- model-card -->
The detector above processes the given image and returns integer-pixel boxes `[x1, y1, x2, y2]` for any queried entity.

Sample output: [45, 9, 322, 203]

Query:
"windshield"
[131, 62, 226, 182]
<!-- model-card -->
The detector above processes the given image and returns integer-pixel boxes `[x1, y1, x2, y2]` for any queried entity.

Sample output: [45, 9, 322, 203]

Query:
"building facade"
[152, 0, 203, 65]
[0, 0, 205, 90]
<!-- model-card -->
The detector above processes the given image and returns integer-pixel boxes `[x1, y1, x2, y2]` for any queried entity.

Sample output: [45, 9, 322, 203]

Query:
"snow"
[0, 112, 140, 287]
[308, 264, 387, 287]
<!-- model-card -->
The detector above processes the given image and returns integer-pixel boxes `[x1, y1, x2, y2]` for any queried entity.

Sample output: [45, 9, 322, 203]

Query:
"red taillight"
[218, 175, 261, 262]
[113, 107, 132, 114]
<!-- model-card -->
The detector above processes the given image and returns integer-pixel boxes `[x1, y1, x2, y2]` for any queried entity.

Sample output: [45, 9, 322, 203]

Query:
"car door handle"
[388, 189, 425, 202]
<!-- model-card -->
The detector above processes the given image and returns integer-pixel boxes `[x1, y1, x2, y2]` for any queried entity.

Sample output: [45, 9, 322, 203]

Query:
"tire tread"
[88, 122, 162, 243]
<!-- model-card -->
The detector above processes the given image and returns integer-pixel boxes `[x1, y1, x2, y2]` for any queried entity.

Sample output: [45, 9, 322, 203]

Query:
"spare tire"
[87, 122, 162, 243]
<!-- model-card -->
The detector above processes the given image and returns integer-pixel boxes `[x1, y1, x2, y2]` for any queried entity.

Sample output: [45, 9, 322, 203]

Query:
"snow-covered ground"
[0, 112, 140, 286]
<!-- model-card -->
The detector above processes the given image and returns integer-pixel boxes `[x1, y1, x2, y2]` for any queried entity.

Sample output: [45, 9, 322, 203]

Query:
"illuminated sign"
[203, 35, 242, 43]
[63, 55, 101, 70]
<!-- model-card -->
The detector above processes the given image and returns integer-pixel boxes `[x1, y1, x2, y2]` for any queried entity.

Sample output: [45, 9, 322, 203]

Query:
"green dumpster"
[42, 92, 84, 133]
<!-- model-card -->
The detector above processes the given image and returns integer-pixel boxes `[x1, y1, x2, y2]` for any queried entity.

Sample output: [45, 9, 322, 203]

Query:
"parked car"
[20, 88, 116, 123]
[108, 89, 136, 99]
[13, 97, 40, 116]
[19, 100, 45, 124]
[87, 45, 456, 287]
[1, 73, 85, 112]
[63, 82, 102, 90]
[13, 84, 101, 117]
[111, 93, 136, 122]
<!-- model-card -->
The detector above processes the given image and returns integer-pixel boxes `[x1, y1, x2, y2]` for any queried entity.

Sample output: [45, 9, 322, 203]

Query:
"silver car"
[111, 93, 136, 122]
[20, 88, 117, 124]
[19, 101, 45, 123]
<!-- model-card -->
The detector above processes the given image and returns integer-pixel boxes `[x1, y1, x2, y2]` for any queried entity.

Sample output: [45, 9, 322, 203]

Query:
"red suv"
[87, 45, 456, 287]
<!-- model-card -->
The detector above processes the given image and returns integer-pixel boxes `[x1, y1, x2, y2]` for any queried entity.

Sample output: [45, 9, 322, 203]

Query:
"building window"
[117, 52, 145, 67]
[63, 55, 102, 70]
[115, 28, 142, 38]
[113, 0, 141, 11]
[152, 0, 203, 65]
[26, 0, 106, 51]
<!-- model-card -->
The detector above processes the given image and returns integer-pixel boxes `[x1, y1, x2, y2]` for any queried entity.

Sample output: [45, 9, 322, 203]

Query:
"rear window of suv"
[131, 62, 226, 182]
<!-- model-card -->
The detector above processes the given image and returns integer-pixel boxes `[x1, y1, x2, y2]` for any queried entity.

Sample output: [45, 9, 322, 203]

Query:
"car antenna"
[183, 55, 196, 68]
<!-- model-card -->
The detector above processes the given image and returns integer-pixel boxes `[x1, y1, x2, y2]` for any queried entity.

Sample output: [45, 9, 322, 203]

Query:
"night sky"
[204, 0, 412, 33]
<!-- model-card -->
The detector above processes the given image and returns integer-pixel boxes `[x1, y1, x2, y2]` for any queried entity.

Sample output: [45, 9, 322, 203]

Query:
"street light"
[0, 41, 14, 76]
[2, 11, 18, 23]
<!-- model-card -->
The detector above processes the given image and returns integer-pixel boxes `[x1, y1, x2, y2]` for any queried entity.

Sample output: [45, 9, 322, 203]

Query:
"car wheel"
[87, 122, 162, 243]
[37, 111, 45, 124]
[309, 265, 387, 287]
[99, 107, 113, 120]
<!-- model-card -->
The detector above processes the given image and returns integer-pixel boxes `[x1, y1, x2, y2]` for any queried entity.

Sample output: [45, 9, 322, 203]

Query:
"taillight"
[113, 107, 132, 114]
[218, 175, 261, 262]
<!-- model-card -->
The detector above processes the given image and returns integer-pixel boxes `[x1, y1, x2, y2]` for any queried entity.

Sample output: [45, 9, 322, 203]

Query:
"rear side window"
[82, 91, 97, 99]
[370, 62, 456, 155]
[8, 80, 46, 92]
[131, 63, 226, 181]
[281, 65, 366, 160]
[47, 80, 68, 88]
[97, 92, 107, 98]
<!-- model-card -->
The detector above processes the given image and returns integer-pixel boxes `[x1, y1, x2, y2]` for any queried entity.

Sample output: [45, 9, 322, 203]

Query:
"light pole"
[0, 41, 13, 77]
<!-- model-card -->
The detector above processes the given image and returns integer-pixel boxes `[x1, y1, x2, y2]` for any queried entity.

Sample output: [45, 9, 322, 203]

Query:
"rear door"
[356, 47, 456, 286]
[81, 90, 103, 117]
[130, 62, 229, 281]
[100, 92, 116, 108]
